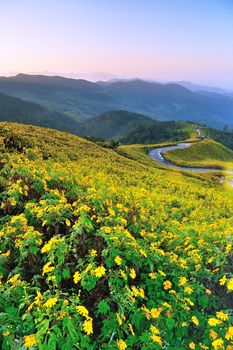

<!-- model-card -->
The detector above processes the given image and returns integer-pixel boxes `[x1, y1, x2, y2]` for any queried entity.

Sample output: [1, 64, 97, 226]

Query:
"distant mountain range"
[0, 92, 232, 149]
[0, 74, 232, 129]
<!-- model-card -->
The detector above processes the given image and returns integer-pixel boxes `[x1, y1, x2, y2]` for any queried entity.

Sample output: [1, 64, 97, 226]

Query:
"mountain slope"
[79, 110, 154, 140]
[120, 119, 190, 144]
[0, 74, 118, 121]
[0, 74, 233, 128]
[0, 91, 81, 133]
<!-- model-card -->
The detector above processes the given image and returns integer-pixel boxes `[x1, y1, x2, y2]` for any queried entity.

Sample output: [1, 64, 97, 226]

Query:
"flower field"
[0, 123, 232, 349]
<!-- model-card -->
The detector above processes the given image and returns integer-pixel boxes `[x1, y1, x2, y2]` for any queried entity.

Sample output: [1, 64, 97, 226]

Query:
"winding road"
[149, 127, 233, 187]
[149, 142, 218, 172]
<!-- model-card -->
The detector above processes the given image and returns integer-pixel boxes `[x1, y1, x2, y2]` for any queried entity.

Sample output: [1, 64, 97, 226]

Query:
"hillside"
[164, 139, 233, 169]
[0, 74, 233, 128]
[78, 110, 154, 140]
[0, 91, 81, 133]
[120, 120, 191, 144]
[0, 90, 232, 151]
[0, 122, 232, 349]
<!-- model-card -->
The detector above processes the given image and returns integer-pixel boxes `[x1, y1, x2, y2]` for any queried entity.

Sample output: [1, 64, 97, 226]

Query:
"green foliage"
[0, 123, 232, 349]
[120, 120, 190, 144]
[205, 127, 233, 150]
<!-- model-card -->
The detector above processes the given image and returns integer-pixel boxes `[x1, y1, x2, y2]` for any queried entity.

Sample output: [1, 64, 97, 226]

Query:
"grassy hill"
[1, 74, 233, 128]
[0, 122, 232, 349]
[164, 139, 233, 169]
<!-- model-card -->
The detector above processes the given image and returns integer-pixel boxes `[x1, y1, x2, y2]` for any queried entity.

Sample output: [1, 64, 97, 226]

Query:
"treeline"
[120, 121, 190, 144]
[205, 128, 233, 150]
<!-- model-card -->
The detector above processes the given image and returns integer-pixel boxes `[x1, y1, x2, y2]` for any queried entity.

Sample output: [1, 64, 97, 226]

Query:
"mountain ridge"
[0, 74, 232, 128]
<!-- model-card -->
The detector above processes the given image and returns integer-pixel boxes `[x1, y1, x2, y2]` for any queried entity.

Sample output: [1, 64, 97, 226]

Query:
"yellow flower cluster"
[0, 123, 232, 349]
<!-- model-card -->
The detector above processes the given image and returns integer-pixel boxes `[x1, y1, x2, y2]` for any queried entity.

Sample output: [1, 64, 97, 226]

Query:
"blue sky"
[0, 0, 233, 87]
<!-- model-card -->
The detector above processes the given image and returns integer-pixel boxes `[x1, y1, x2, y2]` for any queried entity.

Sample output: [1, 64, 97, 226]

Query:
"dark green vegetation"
[120, 120, 190, 144]
[0, 91, 80, 133]
[205, 127, 233, 150]
[77, 110, 154, 140]
[78, 110, 190, 143]
[1, 74, 233, 128]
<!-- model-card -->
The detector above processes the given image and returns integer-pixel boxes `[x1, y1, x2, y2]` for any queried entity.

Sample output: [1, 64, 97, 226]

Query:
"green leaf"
[97, 300, 110, 315]
[38, 319, 50, 334]
[166, 317, 175, 330]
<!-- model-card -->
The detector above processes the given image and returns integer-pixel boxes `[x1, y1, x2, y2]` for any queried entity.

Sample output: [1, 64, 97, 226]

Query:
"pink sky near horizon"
[1, 0, 233, 89]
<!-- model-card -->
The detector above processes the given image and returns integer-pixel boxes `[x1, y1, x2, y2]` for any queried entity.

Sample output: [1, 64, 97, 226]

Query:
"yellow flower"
[219, 275, 227, 286]
[225, 326, 233, 340]
[226, 346, 233, 350]
[179, 277, 187, 286]
[149, 272, 157, 279]
[73, 271, 81, 284]
[191, 316, 199, 326]
[42, 262, 55, 276]
[116, 313, 123, 325]
[93, 266, 106, 278]
[189, 342, 195, 349]
[150, 308, 161, 319]
[208, 318, 222, 327]
[120, 269, 127, 280]
[65, 219, 71, 226]
[226, 244, 231, 253]
[150, 335, 163, 346]
[210, 329, 218, 340]
[89, 249, 97, 257]
[163, 280, 172, 290]
[184, 286, 193, 294]
[43, 297, 58, 308]
[128, 323, 135, 336]
[79, 204, 91, 212]
[158, 269, 166, 276]
[1, 250, 10, 257]
[3, 331, 10, 336]
[212, 338, 224, 349]
[129, 268, 136, 279]
[114, 256, 122, 265]
[216, 311, 228, 321]
[83, 318, 93, 335]
[77, 305, 89, 318]
[24, 334, 37, 348]
[182, 322, 187, 327]
[116, 339, 127, 350]
[205, 289, 212, 295]
[227, 278, 233, 291]
[7, 274, 21, 286]
[150, 325, 160, 335]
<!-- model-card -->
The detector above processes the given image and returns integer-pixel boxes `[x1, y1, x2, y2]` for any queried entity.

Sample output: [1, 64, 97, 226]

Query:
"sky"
[0, 0, 233, 88]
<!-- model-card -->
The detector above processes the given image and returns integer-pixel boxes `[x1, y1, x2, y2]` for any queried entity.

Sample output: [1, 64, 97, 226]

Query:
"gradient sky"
[1, 0, 233, 88]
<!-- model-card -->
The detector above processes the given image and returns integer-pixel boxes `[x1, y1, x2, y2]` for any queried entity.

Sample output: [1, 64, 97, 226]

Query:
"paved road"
[149, 142, 218, 172]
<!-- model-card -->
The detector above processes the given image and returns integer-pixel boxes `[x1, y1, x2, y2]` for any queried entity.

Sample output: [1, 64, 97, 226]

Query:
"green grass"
[164, 139, 233, 169]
